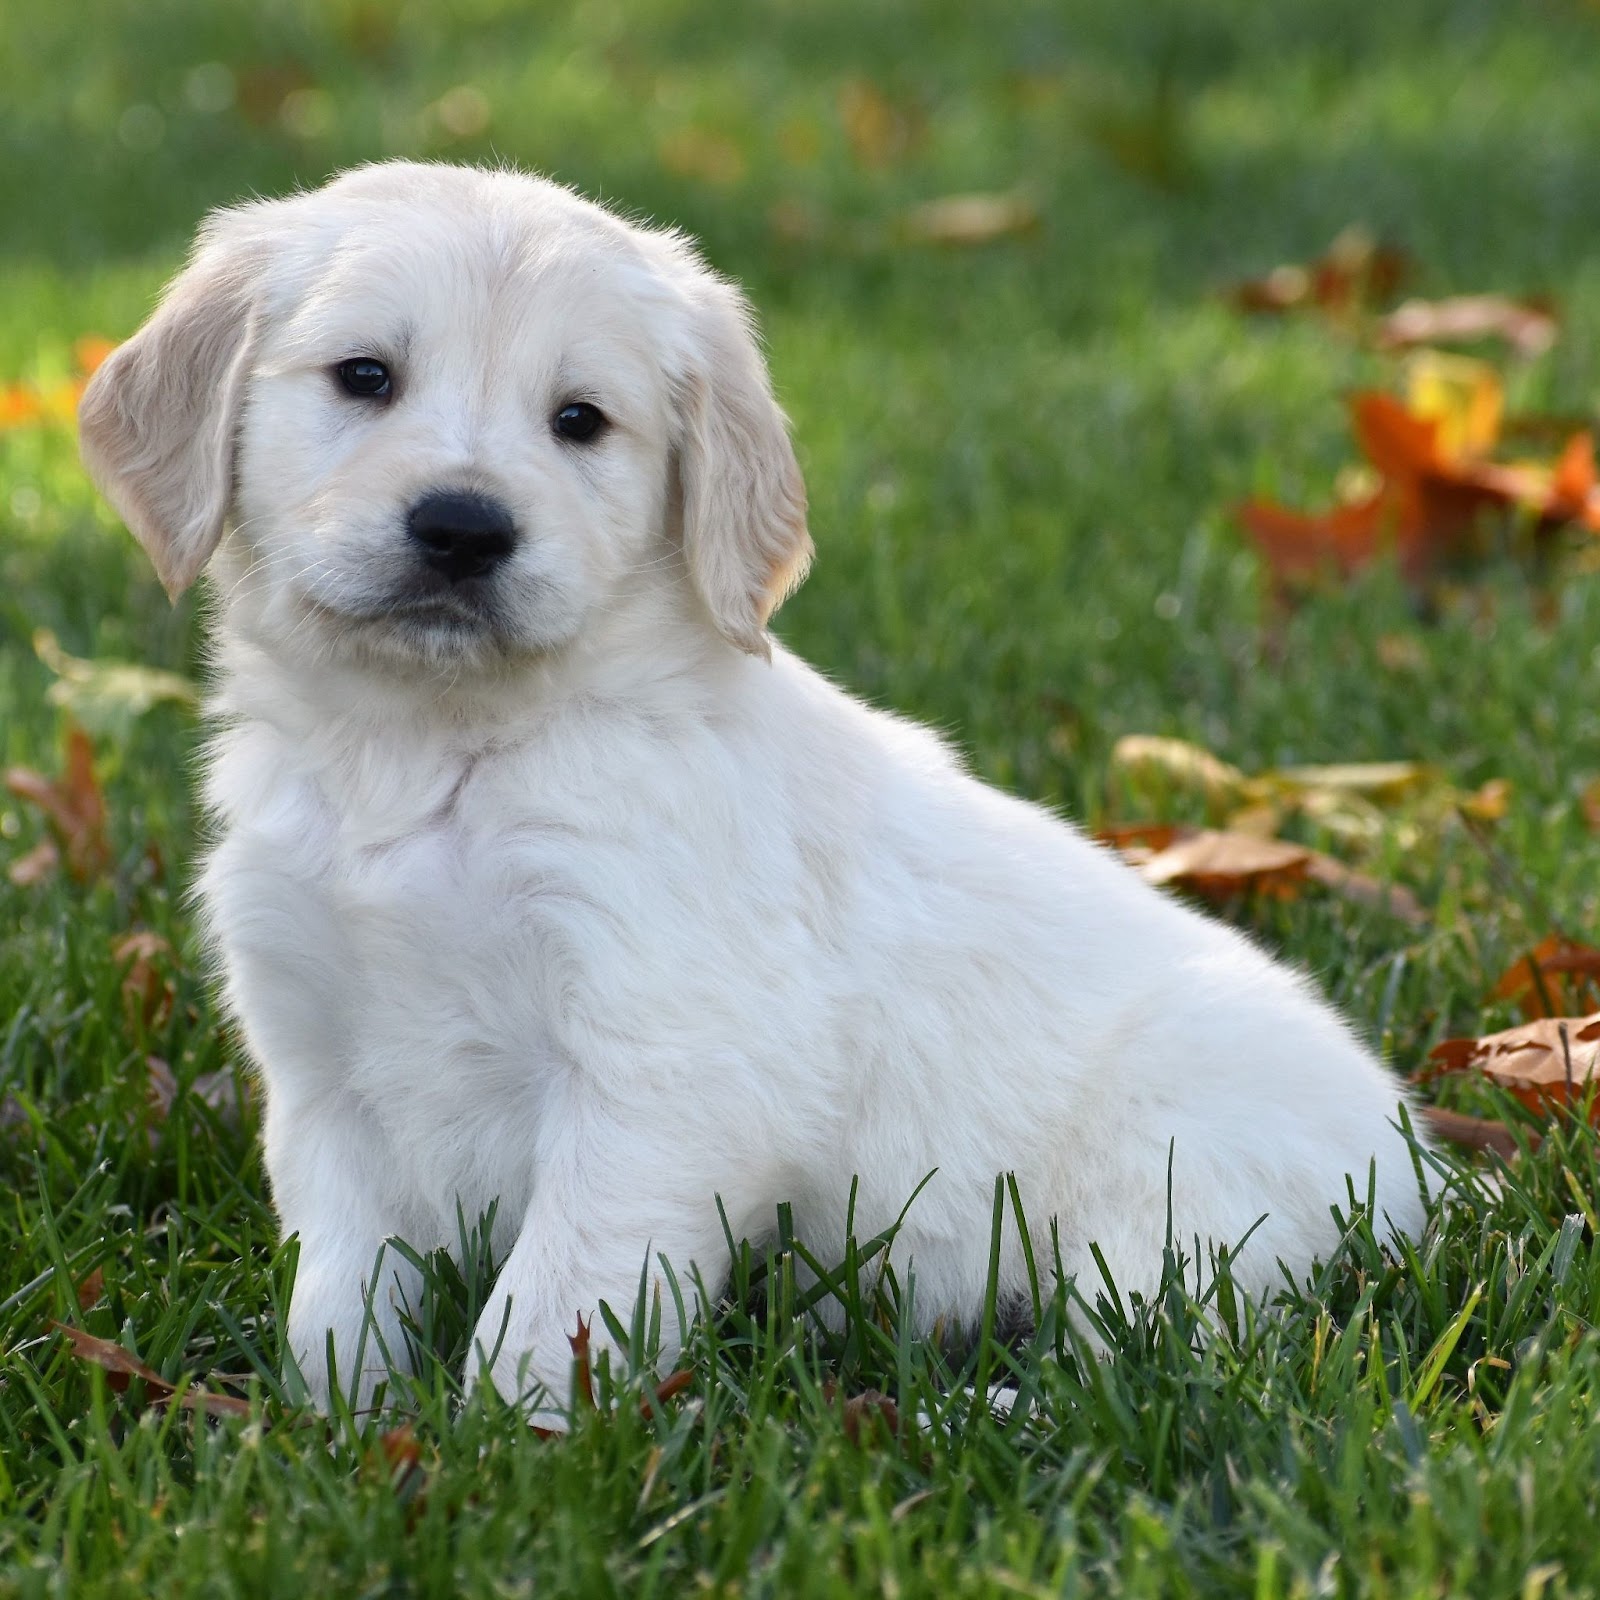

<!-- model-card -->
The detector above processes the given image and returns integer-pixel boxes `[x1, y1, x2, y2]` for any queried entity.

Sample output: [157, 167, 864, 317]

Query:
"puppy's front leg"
[470, 1157, 728, 1429]
[267, 1095, 421, 1417]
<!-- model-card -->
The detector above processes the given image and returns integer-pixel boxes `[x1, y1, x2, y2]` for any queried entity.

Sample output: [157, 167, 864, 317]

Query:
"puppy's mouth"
[300, 580, 520, 661]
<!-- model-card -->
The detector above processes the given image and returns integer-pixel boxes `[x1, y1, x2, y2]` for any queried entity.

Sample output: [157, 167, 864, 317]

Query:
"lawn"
[4, 1, 1600, 1594]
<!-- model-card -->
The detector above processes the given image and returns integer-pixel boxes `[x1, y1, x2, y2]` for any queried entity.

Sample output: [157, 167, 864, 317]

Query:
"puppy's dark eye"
[336, 358, 392, 399]
[553, 402, 605, 442]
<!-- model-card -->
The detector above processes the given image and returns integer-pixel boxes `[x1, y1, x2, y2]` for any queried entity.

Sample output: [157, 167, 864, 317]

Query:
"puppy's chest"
[214, 748, 583, 1120]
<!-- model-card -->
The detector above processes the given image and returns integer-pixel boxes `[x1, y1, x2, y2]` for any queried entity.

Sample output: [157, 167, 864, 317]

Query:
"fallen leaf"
[114, 930, 176, 1031]
[146, 1055, 179, 1121]
[1235, 489, 1411, 588]
[5, 723, 110, 882]
[900, 192, 1038, 246]
[34, 628, 197, 733]
[1377, 294, 1559, 359]
[0, 339, 116, 432]
[1422, 1013, 1600, 1118]
[1111, 735, 1250, 816]
[75, 1267, 105, 1310]
[8, 838, 60, 887]
[1227, 227, 1407, 318]
[1492, 935, 1600, 1020]
[1580, 776, 1600, 832]
[1138, 829, 1312, 896]
[643, 1369, 694, 1417]
[568, 1314, 596, 1410]
[371, 1421, 431, 1523]
[1417, 1104, 1528, 1159]
[1403, 352, 1504, 462]
[73, 335, 118, 376]
[1376, 633, 1428, 673]
[55, 1323, 252, 1420]
[1105, 824, 1426, 925]
[1236, 363, 1600, 594]
[822, 1380, 900, 1446]
[836, 79, 922, 168]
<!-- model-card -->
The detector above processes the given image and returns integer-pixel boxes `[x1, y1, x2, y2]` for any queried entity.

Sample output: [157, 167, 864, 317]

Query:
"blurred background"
[3, 0, 1600, 937]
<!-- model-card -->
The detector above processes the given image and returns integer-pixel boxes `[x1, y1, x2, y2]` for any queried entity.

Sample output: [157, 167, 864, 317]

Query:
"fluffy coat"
[79, 162, 1428, 1421]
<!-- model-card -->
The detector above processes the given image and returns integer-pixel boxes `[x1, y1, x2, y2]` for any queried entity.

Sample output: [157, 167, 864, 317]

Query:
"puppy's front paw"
[467, 1307, 605, 1433]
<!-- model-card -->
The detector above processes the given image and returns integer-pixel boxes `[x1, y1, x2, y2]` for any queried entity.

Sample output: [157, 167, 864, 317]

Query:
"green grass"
[5, 0, 1600, 1593]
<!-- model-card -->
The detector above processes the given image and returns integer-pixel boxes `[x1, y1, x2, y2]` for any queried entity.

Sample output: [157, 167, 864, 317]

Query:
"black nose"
[407, 492, 517, 582]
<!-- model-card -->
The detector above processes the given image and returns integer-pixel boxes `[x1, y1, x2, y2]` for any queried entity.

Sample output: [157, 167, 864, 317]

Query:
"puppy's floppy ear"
[674, 272, 811, 658]
[78, 215, 264, 599]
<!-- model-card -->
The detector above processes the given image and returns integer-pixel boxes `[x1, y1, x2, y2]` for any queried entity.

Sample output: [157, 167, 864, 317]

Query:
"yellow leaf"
[1404, 352, 1503, 462]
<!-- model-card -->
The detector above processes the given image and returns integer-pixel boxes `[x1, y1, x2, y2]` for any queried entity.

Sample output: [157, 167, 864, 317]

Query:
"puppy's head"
[79, 162, 810, 669]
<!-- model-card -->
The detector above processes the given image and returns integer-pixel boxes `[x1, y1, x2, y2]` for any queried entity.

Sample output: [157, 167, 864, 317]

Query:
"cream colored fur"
[79, 162, 1429, 1424]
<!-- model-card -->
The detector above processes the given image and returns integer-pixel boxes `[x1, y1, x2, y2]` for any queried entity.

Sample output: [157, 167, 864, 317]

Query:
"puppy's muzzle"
[408, 491, 518, 584]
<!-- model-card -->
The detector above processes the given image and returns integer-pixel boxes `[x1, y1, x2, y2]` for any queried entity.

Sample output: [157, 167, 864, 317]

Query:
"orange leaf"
[1423, 1013, 1600, 1119]
[73, 335, 119, 376]
[568, 1314, 595, 1410]
[1235, 490, 1404, 586]
[1492, 935, 1600, 1020]
[1352, 391, 1451, 479]
[639, 1368, 695, 1419]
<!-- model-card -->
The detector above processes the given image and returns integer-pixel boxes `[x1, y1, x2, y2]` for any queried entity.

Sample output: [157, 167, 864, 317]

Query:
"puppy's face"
[79, 163, 812, 671]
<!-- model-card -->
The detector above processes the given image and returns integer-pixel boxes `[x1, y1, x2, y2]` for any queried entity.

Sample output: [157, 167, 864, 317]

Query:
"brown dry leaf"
[114, 931, 176, 1032]
[55, 1323, 252, 1420]
[143, 1056, 249, 1139]
[1138, 829, 1311, 898]
[1110, 735, 1249, 816]
[75, 1267, 105, 1310]
[1301, 854, 1428, 926]
[822, 1380, 900, 1446]
[1492, 935, 1600, 1020]
[1376, 633, 1428, 673]
[901, 192, 1038, 246]
[836, 79, 922, 168]
[1228, 227, 1406, 318]
[640, 1369, 694, 1420]
[1104, 824, 1426, 926]
[1417, 1105, 1527, 1160]
[8, 838, 60, 887]
[1422, 1013, 1600, 1119]
[146, 1055, 179, 1122]
[1377, 294, 1559, 359]
[1581, 777, 1600, 833]
[5, 724, 110, 882]
[1461, 778, 1512, 821]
